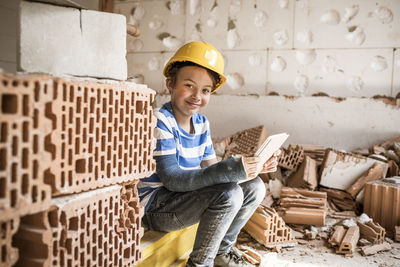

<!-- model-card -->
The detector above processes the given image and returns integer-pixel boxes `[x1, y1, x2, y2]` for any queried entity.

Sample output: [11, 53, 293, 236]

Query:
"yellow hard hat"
[163, 41, 226, 93]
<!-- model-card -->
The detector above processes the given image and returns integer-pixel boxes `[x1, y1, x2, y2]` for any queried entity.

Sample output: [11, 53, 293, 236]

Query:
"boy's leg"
[143, 182, 245, 266]
[216, 177, 266, 255]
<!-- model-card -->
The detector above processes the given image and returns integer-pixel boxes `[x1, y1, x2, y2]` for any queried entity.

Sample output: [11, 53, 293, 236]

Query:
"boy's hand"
[242, 150, 281, 179]
[259, 149, 281, 174]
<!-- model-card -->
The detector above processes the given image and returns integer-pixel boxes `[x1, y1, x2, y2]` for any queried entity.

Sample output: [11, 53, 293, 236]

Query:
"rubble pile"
[213, 125, 400, 263]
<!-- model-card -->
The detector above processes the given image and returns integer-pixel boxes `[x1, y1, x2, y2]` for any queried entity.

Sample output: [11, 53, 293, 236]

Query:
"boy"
[138, 42, 279, 267]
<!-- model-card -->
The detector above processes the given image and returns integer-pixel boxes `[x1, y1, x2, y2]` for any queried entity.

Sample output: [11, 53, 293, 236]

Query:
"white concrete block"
[217, 50, 268, 95]
[155, 95, 400, 151]
[19, 1, 127, 80]
[393, 49, 400, 97]
[319, 150, 388, 190]
[268, 48, 393, 97]
[81, 10, 127, 79]
[126, 52, 168, 94]
[114, 0, 185, 52]
[294, 0, 400, 48]
[185, 0, 294, 50]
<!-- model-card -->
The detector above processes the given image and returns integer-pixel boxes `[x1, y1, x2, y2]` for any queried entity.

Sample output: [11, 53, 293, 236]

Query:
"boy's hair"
[166, 61, 221, 90]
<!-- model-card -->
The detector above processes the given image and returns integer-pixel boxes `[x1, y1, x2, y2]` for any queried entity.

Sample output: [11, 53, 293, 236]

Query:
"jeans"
[143, 177, 265, 267]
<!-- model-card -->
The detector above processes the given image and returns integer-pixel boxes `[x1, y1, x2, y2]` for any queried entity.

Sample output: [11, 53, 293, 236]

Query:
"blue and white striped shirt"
[138, 102, 216, 211]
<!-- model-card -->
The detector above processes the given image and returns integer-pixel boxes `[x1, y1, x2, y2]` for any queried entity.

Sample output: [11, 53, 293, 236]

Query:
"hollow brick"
[0, 73, 52, 221]
[13, 182, 143, 266]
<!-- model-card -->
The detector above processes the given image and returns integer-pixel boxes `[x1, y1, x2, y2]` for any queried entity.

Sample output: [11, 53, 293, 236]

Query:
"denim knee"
[211, 183, 244, 213]
[242, 177, 266, 205]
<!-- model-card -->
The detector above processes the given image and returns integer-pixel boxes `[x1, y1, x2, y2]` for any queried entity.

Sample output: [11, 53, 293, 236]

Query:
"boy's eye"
[202, 88, 211, 94]
[185, 83, 194, 88]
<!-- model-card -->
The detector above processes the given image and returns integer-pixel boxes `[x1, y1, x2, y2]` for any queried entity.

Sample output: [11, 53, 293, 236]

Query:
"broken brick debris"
[243, 206, 297, 248]
[319, 149, 388, 191]
[287, 156, 318, 190]
[0, 216, 20, 267]
[360, 242, 391, 256]
[320, 187, 357, 212]
[0, 73, 53, 221]
[346, 162, 384, 199]
[357, 221, 385, 244]
[336, 226, 360, 254]
[364, 179, 400, 238]
[296, 144, 326, 165]
[278, 187, 327, 226]
[223, 125, 268, 159]
[236, 245, 262, 265]
[328, 226, 346, 247]
[278, 145, 304, 171]
[13, 184, 144, 266]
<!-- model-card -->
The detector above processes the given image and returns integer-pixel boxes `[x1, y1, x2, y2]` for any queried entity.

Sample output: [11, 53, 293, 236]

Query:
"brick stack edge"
[0, 72, 156, 266]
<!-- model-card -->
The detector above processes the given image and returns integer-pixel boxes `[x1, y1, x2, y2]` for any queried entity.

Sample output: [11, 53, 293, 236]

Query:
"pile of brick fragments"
[213, 125, 400, 265]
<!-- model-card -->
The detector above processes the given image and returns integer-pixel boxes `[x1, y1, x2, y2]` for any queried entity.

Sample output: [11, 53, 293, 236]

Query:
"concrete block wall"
[0, 72, 156, 266]
[117, 0, 400, 150]
[19, 1, 127, 80]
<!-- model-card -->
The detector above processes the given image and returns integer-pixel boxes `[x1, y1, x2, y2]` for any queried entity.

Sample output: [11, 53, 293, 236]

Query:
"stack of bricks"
[0, 72, 156, 266]
[277, 187, 327, 226]
[243, 206, 297, 248]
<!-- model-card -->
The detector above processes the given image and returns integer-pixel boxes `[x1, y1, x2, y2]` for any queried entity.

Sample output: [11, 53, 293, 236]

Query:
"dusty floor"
[237, 231, 400, 267]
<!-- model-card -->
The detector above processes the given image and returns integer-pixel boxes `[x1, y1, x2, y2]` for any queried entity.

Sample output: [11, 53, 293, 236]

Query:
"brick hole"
[33, 109, 38, 129]
[1, 245, 6, 263]
[22, 148, 29, 168]
[68, 170, 73, 186]
[0, 123, 7, 143]
[68, 257, 72, 267]
[0, 177, 5, 198]
[11, 136, 17, 156]
[31, 185, 38, 202]
[69, 85, 74, 102]
[10, 163, 16, 183]
[22, 95, 29, 116]
[68, 107, 73, 124]
[1, 94, 17, 114]
[10, 189, 16, 207]
[0, 149, 6, 171]
[33, 81, 40, 101]
[136, 101, 144, 114]
[33, 134, 38, 154]
[22, 121, 29, 142]
[21, 174, 28, 195]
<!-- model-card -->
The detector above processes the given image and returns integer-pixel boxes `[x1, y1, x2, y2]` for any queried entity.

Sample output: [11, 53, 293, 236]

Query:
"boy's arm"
[156, 154, 247, 192]
[200, 158, 219, 168]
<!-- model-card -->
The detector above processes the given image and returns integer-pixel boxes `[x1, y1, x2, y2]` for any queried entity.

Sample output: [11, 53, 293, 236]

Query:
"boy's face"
[167, 65, 214, 120]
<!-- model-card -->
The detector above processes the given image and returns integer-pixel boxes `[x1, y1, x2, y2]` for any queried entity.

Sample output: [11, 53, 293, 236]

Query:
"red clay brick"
[13, 182, 143, 266]
[0, 216, 20, 266]
[44, 77, 156, 195]
[0, 73, 53, 221]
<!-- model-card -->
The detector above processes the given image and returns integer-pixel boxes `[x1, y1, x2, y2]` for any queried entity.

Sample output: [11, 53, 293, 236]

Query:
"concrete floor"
[237, 231, 400, 267]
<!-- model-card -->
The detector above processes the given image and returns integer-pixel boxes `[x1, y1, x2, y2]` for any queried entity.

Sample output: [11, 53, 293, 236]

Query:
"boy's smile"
[167, 65, 214, 129]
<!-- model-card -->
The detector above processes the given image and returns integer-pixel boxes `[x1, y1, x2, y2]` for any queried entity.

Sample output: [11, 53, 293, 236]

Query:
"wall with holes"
[117, 0, 400, 150]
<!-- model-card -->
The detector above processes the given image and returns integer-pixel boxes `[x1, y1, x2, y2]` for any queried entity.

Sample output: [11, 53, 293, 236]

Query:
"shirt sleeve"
[202, 119, 216, 161]
[153, 112, 176, 157]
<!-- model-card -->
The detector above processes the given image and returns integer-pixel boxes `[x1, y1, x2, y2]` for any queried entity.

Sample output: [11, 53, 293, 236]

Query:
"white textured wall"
[116, 0, 400, 150]
[0, 0, 19, 73]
